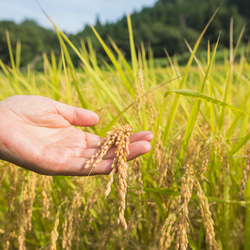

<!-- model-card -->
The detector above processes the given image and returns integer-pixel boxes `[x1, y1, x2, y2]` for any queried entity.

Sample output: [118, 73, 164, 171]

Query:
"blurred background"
[0, 0, 249, 69]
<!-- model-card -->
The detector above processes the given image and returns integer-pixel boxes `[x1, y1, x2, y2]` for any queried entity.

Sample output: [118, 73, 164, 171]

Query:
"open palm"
[0, 95, 153, 175]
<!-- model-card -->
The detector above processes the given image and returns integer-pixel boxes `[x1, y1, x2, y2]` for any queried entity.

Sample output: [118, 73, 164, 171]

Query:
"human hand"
[0, 95, 153, 175]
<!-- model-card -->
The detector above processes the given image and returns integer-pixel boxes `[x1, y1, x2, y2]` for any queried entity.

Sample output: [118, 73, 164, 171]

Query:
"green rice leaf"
[139, 186, 250, 205]
[165, 89, 250, 116]
[162, 7, 219, 145]
[127, 11, 138, 78]
[109, 37, 134, 78]
[91, 25, 135, 98]
[178, 34, 220, 164]
[230, 133, 250, 155]
[55, 29, 88, 109]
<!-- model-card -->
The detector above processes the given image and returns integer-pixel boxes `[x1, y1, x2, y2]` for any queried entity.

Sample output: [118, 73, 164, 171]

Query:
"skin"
[0, 95, 154, 176]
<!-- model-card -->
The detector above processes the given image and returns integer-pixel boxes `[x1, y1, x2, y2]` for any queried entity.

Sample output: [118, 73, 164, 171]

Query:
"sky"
[0, 0, 158, 34]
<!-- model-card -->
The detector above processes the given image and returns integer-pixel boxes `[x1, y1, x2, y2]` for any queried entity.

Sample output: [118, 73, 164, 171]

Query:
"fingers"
[81, 131, 153, 161]
[130, 131, 154, 143]
[55, 139, 152, 176]
[53, 101, 99, 127]
[81, 140, 152, 160]
[84, 131, 154, 149]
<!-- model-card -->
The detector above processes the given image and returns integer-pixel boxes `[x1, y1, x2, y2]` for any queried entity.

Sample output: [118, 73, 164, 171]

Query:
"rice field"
[0, 14, 250, 249]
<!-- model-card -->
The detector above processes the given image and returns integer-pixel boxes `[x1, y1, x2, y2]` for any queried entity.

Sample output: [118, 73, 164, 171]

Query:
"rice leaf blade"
[178, 34, 220, 164]
[162, 8, 219, 145]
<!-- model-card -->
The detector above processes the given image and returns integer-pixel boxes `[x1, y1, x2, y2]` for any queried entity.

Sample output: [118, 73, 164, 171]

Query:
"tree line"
[0, 0, 249, 69]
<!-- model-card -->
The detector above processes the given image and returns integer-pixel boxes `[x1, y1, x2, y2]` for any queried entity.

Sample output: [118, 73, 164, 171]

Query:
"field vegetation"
[0, 0, 249, 69]
[0, 10, 250, 250]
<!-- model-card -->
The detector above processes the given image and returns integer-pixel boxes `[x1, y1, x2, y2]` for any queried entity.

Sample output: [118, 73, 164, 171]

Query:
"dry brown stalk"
[239, 148, 250, 196]
[196, 179, 219, 250]
[85, 124, 134, 230]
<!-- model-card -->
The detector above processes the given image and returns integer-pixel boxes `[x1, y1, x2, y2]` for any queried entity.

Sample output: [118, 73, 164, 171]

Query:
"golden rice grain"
[198, 140, 211, 180]
[85, 124, 134, 230]
[239, 148, 250, 196]
[159, 213, 177, 249]
[212, 135, 229, 175]
[41, 176, 53, 219]
[159, 165, 194, 250]
[17, 172, 37, 250]
[154, 127, 166, 187]
[196, 179, 219, 249]
[133, 158, 144, 193]
[62, 192, 82, 249]
[50, 208, 60, 250]
[3, 165, 24, 250]
[136, 64, 145, 115]
[175, 166, 194, 250]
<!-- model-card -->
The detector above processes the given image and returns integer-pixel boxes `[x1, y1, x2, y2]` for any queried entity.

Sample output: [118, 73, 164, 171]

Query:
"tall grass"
[0, 12, 250, 249]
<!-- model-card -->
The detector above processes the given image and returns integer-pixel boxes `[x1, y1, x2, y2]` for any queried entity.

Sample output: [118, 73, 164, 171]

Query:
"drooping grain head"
[50, 211, 60, 250]
[159, 165, 195, 250]
[85, 124, 134, 230]
[196, 179, 219, 250]
[14, 172, 37, 250]
[132, 158, 144, 193]
[159, 213, 177, 250]
[40, 176, 53, 219]
[136, 65, 145, 115]
[197, 140, 211, 180]
[239, 148, 250, 197]
[212, 135, 229, 175]
[62, 192, 83, 249]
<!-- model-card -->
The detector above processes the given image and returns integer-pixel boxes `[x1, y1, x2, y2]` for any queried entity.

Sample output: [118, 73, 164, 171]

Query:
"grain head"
[136, 65, 145, 115]
[196, 179, 219, 249]
[239, 148, 250, 196]
[85, 124, 134, 230]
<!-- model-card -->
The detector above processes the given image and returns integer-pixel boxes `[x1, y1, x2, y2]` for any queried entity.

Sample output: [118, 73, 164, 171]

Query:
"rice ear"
[85, 124, 134, 230]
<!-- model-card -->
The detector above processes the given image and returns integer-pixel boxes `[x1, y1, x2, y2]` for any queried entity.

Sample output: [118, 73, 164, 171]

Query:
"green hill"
[0, 0, 249, 68]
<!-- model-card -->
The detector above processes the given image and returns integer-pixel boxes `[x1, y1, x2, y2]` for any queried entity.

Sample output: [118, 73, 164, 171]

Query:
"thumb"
[53, 101, 99, 127]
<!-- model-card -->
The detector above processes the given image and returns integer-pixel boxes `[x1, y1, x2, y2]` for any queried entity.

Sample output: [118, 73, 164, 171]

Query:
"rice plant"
[0, 11, 250, 250]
